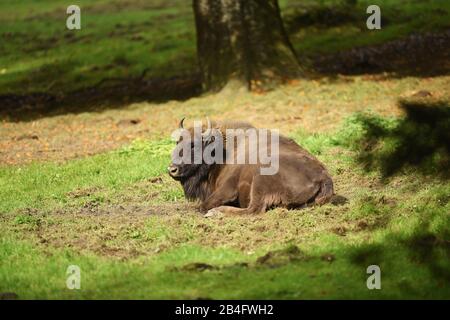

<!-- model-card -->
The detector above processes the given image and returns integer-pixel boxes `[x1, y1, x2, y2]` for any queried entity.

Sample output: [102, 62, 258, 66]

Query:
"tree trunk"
[193, 0, 301, 92]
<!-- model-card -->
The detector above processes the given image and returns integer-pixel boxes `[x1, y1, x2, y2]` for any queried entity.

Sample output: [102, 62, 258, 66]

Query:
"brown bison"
[168, 119, 334, 217]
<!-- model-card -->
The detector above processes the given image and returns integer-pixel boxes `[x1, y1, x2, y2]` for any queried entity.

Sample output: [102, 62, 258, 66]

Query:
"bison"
[168, 119, 334, 217]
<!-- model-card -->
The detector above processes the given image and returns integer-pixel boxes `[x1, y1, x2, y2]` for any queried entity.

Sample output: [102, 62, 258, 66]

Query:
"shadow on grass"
[284, 0, 363, 33]
[349, 211, 450, 287]
[312, 30, 450, 78]
[0, 72, 202, 122]
[282, 0, 450, 78]
[351, 99, 450, 179]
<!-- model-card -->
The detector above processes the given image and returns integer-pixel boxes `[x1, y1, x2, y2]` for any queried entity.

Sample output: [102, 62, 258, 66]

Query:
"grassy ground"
[0, 0, 196, 95]
[1, 106, 449, 299]
[1, 0, 448, 96]
[0, 0, 449, 299]
[282, 0, 450, 56]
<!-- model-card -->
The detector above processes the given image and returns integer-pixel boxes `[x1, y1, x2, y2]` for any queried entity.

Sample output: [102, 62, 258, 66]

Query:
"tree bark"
[193, 0, 301, 92]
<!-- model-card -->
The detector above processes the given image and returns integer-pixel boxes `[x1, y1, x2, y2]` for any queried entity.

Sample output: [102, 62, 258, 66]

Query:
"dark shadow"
[312, 30, 450, 78]
[349, 213, 450, 287]
[0, 72, 202, 122]
[281, 0, 450, 78]
[403, 231, 450, 283]
[352, 99, 450, 179]
[284, 1, 363, 33]
[330, 195, 349, 206]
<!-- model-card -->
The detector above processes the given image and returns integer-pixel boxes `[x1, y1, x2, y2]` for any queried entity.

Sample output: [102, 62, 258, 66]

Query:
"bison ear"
[213, 127, 227, 147]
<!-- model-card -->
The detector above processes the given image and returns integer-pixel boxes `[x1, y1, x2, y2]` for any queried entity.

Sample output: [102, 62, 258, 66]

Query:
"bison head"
[168, 118, 222, 181]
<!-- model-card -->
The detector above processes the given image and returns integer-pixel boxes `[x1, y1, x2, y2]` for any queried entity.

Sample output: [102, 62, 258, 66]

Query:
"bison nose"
[168, 165, 179, 176]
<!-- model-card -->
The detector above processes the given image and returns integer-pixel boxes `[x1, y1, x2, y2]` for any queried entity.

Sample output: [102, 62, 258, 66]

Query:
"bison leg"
[204, 179, 266, 217]
[314, 177, 334, 205]
[205, 204, 265, 217]
[200, 185, 238, 213]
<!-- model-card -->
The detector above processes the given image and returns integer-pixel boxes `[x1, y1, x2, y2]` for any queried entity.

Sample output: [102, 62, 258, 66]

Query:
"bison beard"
[168, 120, 334, 217]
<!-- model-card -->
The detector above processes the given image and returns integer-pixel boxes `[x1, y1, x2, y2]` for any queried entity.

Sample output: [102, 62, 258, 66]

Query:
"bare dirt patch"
[256, 245, 307, 267]
[172, 245, 309, 273]
[7, 202, 198, 259]
[5, 179, 393, 261]
[4, 197, 354, 260]
[67, 187, 103, 199]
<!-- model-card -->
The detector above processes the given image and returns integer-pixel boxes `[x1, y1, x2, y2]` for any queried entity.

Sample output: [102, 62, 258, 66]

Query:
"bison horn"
[179, 117, 185, 129]
[201, 117, 212, 140]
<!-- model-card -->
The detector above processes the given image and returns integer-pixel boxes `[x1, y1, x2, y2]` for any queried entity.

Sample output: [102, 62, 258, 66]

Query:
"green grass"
[2, 111, 446, 214]
[1, 0, 449, 95]
[0, 139, 173, 213]
[1, 114, 449, 299]
[1, 0, 449, 300]
[281, 0, 450, 55]
[1, 202, 448, 299]
[0, 0, 196, 95]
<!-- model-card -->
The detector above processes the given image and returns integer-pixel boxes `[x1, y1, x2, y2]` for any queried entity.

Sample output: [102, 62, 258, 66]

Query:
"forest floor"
[0, 0, 449, 299]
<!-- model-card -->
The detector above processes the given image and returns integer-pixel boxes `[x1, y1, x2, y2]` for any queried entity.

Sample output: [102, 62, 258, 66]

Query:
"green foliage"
[329, 101, 450, 178]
